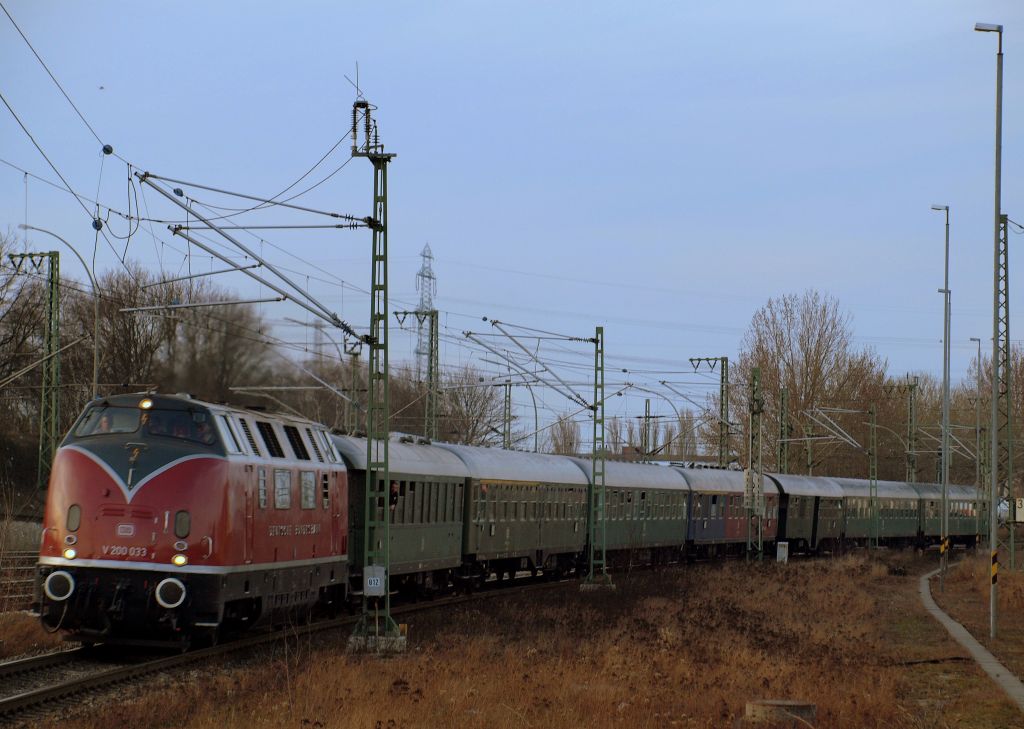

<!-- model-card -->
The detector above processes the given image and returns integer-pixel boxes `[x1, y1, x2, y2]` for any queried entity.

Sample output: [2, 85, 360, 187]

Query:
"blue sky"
[1, 1, 1022, 435]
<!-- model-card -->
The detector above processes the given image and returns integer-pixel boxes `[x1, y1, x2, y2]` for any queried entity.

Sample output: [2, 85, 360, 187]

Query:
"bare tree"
[440, 365, 504, 445]
[548, 412, 581, 455]
[675, 410, 699, 459]
[706, 290, 887, 477]
[606, 415, 623, 455]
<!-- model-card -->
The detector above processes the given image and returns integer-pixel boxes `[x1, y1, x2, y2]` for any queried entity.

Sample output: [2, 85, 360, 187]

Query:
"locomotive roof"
[767, 473, 844, 498]
[433, 443, 589, 485]
[330, 435, 471, 478]
[568, 458, 690, 490]
[673, 467, 747, 493]
[94, 392, 329, 429]
[831, 477, 921, 498]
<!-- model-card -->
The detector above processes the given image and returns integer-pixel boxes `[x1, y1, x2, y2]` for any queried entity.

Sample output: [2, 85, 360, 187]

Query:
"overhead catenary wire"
[0, 1, 108, 150]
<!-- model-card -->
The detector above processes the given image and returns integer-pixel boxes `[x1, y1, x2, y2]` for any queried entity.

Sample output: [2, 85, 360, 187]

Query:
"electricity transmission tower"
[414, 244, 436, 379]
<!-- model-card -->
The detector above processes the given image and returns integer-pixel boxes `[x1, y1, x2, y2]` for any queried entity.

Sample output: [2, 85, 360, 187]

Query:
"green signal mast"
[9, 252, 60, 490]
[348, 99, 404, 652]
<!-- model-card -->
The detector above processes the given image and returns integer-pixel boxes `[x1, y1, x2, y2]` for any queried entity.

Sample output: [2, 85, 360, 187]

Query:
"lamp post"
[932, 204, 951, 588]
[975, 20, 1003, 640]
[19, 224, 98, 400]
[970, 336, 983, 543]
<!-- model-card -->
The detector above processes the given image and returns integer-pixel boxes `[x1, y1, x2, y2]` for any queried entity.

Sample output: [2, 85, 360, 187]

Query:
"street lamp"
[975, 19, 1003, 640]
[19, 224, 99, 399]
[931, 204, 951, 587]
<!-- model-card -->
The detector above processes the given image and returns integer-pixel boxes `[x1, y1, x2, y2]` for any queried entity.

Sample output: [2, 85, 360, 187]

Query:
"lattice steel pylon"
[869, 405, 879, 548]
[582, 325, 613, 589]
[688, 356, 731, 465]
[778, 387, 790, 474]
[719, 357, 730, 467]
[425, 310, 439, 440]
[414, 243, 436, 380]
[349, 99, 404, 651]
[746, 367, 764, 561]
[993, 214, 1014, 567]
[10, 252, 60, 490]
[502, 380, 512, 449]
[906, 376, 918, 483]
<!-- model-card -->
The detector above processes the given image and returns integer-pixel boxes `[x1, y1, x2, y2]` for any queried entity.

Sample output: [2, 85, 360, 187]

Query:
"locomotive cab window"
[215, 414, 244, 454]
[74, 405, 140, 436]
[144, 410, 216, 445]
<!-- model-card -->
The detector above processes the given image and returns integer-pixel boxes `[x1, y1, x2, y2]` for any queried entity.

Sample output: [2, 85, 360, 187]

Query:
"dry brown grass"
[934, 550, 1024, 684]
[22, 553, 1023, 729]
[0, 610, 64, 659]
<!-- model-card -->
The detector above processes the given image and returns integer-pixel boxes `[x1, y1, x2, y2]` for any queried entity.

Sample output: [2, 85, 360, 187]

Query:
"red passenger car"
[35, 393, 348, 645]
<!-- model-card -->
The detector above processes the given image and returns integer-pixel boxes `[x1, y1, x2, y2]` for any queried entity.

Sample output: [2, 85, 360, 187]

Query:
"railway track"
[0, 575, 571, 725]
[0, 552, 36, 614]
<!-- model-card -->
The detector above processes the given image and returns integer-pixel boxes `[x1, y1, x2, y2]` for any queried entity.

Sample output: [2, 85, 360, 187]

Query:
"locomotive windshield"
[74, 404, 217, 446]
[74, 405, 140, 435]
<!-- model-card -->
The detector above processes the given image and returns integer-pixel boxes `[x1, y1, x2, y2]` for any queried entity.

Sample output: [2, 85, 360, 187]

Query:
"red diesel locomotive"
[34, 393, 348, 645]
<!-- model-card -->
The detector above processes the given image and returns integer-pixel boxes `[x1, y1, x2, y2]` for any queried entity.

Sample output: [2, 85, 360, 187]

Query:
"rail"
[0, 575, 572, 722]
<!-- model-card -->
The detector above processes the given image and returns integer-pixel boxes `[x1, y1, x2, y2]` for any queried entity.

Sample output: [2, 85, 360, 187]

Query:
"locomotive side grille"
[101, 505, 126, 517]
[238, 418, 262, 456]
[131, 508, 154, 519]
[305, 427, 324, 462]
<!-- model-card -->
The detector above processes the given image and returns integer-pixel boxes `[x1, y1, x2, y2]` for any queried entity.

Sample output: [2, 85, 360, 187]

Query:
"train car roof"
[567, 458, 691, 490]
[910, 481, 980, 500]
[766, 473, 844, 497]
[433, 443, 589, 485]
[831, 477, 920, 498]
[330, 435, 470, 479]
[673, 468, 747, 493]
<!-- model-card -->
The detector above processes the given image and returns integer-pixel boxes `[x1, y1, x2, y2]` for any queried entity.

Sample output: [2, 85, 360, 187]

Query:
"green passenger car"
[332, 434, 469, 594]
[570, 458, 690, 562]
[913, 482, 984, 547]
[833, 478, 921, 546]
[436, 443, 588, 580]
[768, 474, 844, 554]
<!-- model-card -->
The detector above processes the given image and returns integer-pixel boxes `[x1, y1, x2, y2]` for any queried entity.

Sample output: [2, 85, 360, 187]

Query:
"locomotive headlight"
[62, 547, 77, 560]
[139, 397, 153, 410]
[171, 553, 188, 567]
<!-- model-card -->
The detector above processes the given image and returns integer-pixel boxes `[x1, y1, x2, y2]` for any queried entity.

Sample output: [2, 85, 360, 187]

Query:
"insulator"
[351, 106, 358, 141]
[364, 108, 371, 141]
